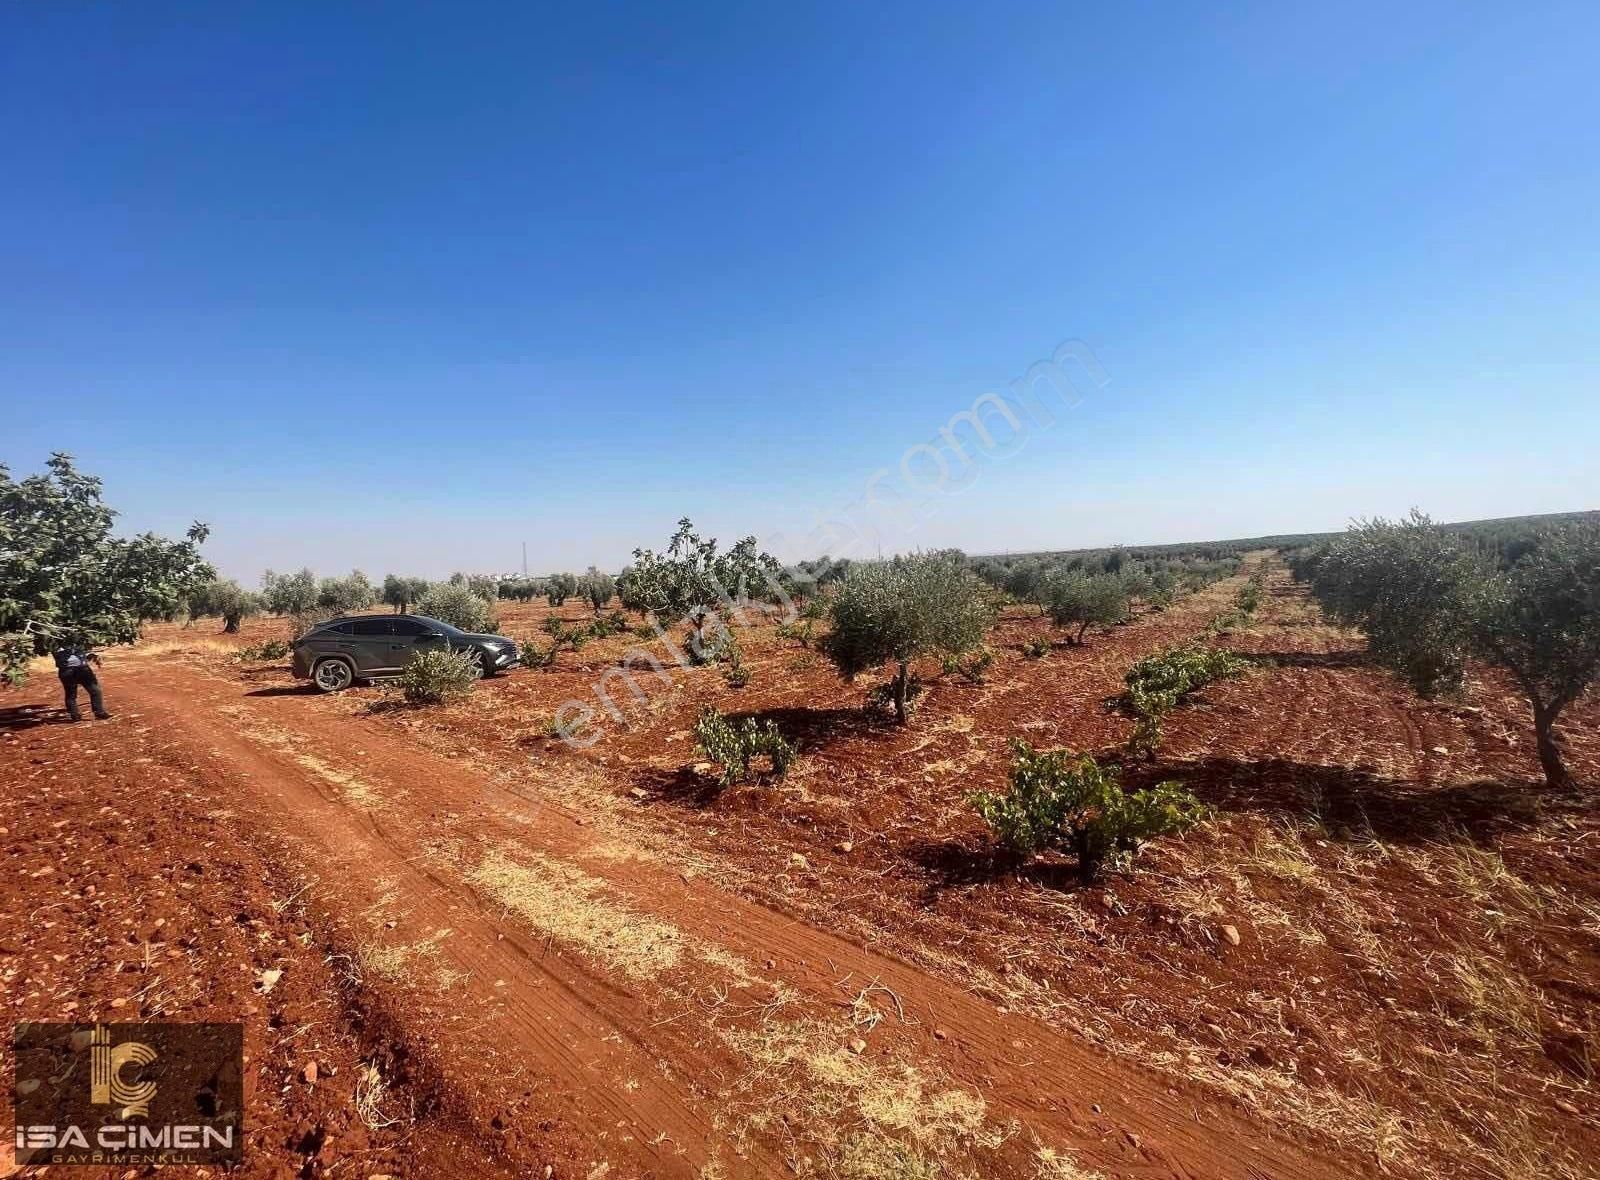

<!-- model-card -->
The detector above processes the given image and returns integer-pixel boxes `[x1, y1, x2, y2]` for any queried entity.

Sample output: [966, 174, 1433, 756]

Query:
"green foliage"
[941, 646, 994, 683]
[823, 549, 995, 723]
[261, 568, 318, 615]
[1045, 571, 1129, 643]
[587, 609, 630, 639]
[317, 569, 377, 613]
[0, 453, 214, 682]
[579, 567, 616, 613]
[498, 578, 542, 602]
[1003, 562, 1050, 611]
[382, 574, 432, 613]
[416, 582, 498, 633]
[1208, 609, 1247, 635]
[1472, 521, 1600, 788]
[693, 707, 795, 786]
[776, 618, 815, 646]
[1308, 512, 1484, 696]
[720, 640, 750, 688]
[866, 675, 925, 716]
[618, 519, 785, 640]
[971, 741, 1208, 881]
[1234, 570, 1266, 616]
[188, 578, 263, 632]
[545, 572, 578, 606]
[1304, 512, 1600, 788]
[1, 635, 31, 686]
[397, 647, 478, 706]
[235, 638, 290, 663]
[1121, 644, 1248, 758]
[522, 616, 595, 668]
[465, 573, 499, 601]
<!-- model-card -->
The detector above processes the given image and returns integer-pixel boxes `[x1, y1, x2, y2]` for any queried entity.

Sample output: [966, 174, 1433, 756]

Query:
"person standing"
[53, 641, 111, 722]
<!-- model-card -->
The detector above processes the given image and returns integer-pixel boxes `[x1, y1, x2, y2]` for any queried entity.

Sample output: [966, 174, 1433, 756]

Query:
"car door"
[349, 619, 396, 672]
[312, 620, 363, 666]
[389, 618, 445, 667]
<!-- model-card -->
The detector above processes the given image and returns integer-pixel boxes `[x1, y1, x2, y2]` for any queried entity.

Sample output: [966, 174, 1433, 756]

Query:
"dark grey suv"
[290, 614, 519, 692]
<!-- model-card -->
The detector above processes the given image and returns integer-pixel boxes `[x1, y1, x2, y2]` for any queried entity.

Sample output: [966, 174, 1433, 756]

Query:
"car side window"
[329, 622, 355, 635]
[352, 620, 391, 637]
[390, 619, 429, 637]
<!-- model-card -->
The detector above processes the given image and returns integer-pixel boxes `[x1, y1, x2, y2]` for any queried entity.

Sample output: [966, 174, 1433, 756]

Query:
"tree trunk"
[1076, 622, 1090, 645]
[893, 661, 909, 725]
[1533, 702, 1573, 790]
[1074, 829, 1101, 883]
[223, 614, 240, 633]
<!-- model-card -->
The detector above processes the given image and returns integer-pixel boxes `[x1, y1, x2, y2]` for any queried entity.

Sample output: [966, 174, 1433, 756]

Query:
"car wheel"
[312, 656, 355, 693]
[465, 648, 488, 679]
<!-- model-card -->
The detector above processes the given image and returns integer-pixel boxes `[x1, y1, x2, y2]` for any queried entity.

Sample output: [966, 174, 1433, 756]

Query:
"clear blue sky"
[4, 2, 1596, 581]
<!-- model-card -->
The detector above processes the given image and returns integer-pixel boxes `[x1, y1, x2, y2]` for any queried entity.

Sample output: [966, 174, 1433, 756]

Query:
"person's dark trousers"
[61, 668, 109, 721]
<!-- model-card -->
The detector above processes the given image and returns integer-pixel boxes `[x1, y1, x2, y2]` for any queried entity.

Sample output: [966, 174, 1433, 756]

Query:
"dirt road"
[0, 642, 1363, 1179]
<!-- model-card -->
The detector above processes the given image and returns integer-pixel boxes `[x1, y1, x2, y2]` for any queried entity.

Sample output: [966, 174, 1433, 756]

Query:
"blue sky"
[4, 2, 1596, 581]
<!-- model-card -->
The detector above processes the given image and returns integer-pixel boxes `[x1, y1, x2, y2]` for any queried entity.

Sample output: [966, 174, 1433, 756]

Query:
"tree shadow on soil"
[628, 765, 726, 809]
[1127, 755, 1572, 845]
[724, 705, 890, 747]
[1245, 649, 1370, 671]
[244, 684, 320, 698]
[0, 704, 58, 734]
[906, 750, 1583, 901]
[908, 838, 1088, 898]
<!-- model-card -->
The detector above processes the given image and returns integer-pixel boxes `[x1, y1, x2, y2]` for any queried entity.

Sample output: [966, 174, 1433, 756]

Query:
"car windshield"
[411, 615, 467, 636]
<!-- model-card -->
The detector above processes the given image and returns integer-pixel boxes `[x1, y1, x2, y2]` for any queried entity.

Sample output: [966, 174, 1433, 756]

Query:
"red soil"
[3, 559, 1594, 1178]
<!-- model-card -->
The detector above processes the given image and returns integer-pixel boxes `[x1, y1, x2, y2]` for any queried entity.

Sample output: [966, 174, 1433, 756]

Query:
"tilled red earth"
[357, 562, 1598, 1179]
[2, 559, 1595, 1179]
[0, 696, 535, 1178]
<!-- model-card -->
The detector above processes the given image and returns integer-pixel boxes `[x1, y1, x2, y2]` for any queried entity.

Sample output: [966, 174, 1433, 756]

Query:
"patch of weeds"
[235, 639, 290, 662]
[941, 646, 994, 684]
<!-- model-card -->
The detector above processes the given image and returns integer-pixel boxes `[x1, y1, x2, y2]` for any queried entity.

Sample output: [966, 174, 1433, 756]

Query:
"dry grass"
[834, 1133, 951, 1180]
[467, 847, 686, 980]
[721, 1013, 1003, 1172]
[354, 929, 465, 991]
[1032, 1145, 1105, 1180]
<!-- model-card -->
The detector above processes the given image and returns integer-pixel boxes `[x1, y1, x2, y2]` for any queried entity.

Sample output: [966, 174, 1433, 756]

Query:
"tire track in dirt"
[114, 656, 1359, 1179]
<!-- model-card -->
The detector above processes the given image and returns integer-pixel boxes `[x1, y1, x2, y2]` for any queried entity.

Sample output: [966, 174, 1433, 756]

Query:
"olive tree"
[1003, 561, 1051, 614]
[823, 549, 995, 724]
[416, 582, 498, 633]
[188, 578, 262, 633]
[382, 574, 431, 614]
[579, 567, 616, 613]
[1473, 522, 1600, 789]
[618, 518, 785, 651]
[1046, 571, 1129, 644]
[546, 572, 578, 607]
[260, 568, 318, 615]
[1309, 513, 1600, 789]
[1310, 512, 1480, 696]
[1, 453, 213, 682]
[318, 570, 377, 613]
